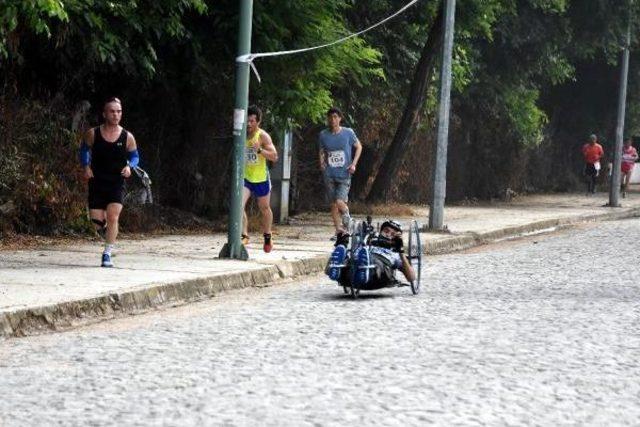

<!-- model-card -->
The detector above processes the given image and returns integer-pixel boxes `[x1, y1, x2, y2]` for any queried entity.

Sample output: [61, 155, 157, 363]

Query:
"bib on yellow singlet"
[244, 129, 268, 183]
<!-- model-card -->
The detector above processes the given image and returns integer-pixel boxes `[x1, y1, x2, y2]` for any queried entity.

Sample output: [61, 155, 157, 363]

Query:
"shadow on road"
[317, 290, 396, 301]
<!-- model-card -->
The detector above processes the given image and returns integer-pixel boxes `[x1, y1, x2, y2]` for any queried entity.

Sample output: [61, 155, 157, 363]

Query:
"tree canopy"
[1, 0, 640, 234]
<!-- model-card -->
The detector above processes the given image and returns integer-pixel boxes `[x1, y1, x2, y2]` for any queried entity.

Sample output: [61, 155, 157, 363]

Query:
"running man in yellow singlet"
[243, 105, 278, 252]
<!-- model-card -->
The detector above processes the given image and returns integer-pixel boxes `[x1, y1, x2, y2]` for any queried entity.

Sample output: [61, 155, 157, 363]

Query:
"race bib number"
[327, 150, 346, 168]
[246, 147, 259, 164]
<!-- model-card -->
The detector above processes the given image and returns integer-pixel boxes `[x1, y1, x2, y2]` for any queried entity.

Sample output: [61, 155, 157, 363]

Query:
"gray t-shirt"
[319, 127, 358, 179]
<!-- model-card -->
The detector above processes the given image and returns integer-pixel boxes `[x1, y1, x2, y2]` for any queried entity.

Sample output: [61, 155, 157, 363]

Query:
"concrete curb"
[425, 207, 640, 255]
[0, 256, 329, 338]
[2, 206, 639, 338]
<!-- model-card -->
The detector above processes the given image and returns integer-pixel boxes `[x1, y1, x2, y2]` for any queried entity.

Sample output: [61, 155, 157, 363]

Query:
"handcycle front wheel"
[407, 220, 422, 295]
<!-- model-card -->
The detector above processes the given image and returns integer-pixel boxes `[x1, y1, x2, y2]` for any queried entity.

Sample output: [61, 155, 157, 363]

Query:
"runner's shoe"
[101, 253, 114, 268]
[241, 234, 250, 246]
[263, 233, 273, 253]
[354, 246, 370, 285]
[328, 245, 347, 281]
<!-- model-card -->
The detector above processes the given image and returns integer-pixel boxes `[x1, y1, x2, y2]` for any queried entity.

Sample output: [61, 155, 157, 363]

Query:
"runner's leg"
[584, 165, 592, 194]
[242, 186, 252, 238]
[586, 165, 596, 193]
[331, 202, 342, 232]
[257, 193, 272, 235]
[89, 209, 107, 234]
[88, 180, 107, 236]
[257, 190, 273, 252]
[100, 203, 122, 267]
[105, 203, 123, 245]
[335, 178, 351, 229]
[623, 171, 631, 192]
[335, 199, 349, 223]
[585, 174, 590, 194]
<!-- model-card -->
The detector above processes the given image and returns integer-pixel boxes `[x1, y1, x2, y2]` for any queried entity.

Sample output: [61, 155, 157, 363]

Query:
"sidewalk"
[2, 193, 640, 338]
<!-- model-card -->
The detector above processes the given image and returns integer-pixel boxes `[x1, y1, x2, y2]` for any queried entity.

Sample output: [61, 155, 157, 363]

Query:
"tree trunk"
[366, 6, 444, 203]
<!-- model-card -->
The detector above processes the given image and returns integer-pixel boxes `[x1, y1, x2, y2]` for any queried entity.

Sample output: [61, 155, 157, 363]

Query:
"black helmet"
[380, 219, 402, 233]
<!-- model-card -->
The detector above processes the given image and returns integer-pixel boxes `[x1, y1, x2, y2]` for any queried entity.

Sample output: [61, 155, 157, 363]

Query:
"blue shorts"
[244, 179, 271, 198]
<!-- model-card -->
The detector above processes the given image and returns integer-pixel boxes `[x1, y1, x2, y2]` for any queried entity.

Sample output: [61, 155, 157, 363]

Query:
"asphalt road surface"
[2, 220, 639, 426]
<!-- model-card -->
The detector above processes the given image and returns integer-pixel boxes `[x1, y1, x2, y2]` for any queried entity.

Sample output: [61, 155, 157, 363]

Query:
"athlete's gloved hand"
[393, 236, 404, 253]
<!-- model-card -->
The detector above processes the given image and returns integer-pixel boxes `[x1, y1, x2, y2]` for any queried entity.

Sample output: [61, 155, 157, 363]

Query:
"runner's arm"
[120, 132, 138, 177]
[258, 131, 278, 162]
[83, 128, 95, 147]
[80, 128, 94, 179]
[126, 132, 139, 168]
[349, 139, 363, 173]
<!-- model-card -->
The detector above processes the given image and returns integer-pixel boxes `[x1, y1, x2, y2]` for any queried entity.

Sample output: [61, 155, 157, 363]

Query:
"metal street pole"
[609, 8, 632, 208]
[429, 0, 456, 230]
[220, 0, 253, 260]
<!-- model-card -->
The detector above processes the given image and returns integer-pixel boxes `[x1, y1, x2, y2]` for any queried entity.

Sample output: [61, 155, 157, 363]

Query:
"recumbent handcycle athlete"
[326, 219, 416, 290]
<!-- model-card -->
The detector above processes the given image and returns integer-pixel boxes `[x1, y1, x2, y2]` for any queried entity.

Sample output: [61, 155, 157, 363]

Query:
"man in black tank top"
[79, 97, 140, 267]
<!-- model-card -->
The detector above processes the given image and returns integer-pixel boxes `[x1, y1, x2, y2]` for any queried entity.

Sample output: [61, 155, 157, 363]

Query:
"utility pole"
[609, 5, 632, 208]
[220, 0, 253, 260]
[429, 0, 456, 230]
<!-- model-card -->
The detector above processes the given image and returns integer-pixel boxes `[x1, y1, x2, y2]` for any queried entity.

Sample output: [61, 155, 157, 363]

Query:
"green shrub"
[0, 99, 88, 235]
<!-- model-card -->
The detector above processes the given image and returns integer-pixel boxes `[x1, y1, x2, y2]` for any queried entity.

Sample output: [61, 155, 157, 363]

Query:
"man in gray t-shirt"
[318, 107, 363, 235]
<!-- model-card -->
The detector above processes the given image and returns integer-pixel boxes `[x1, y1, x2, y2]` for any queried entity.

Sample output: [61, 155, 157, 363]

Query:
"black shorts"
[88, 178, 124, 210]
[584, 164, 598, 177]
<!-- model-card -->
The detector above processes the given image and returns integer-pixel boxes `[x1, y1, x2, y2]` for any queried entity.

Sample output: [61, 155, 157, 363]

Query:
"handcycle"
[330, 216, 423, 298]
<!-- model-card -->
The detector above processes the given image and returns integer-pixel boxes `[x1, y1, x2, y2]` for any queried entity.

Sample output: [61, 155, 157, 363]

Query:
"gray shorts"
[323, 174, 351, 203]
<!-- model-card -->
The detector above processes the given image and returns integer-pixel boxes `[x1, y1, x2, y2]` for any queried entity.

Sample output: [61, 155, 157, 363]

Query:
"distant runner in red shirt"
[582, 134, 604, 195]
[621, 137, 638, 198]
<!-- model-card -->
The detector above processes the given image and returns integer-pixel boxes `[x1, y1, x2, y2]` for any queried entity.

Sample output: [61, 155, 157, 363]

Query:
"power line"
[236, 0, 420, 81]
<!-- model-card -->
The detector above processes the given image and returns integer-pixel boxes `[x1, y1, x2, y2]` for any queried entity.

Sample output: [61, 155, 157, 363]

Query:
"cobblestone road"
[2, 220, 640, 426]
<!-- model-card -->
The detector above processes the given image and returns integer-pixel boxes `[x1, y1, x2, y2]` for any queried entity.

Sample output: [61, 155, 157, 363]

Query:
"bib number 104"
[328, 151, 346, 168]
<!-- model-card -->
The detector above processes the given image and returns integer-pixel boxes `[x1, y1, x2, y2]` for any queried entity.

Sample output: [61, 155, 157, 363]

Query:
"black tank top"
[92, 126, 128, 182]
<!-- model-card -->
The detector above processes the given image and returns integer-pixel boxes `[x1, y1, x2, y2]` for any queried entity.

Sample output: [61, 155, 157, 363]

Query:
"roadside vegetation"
[1, 0, 639, 237]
